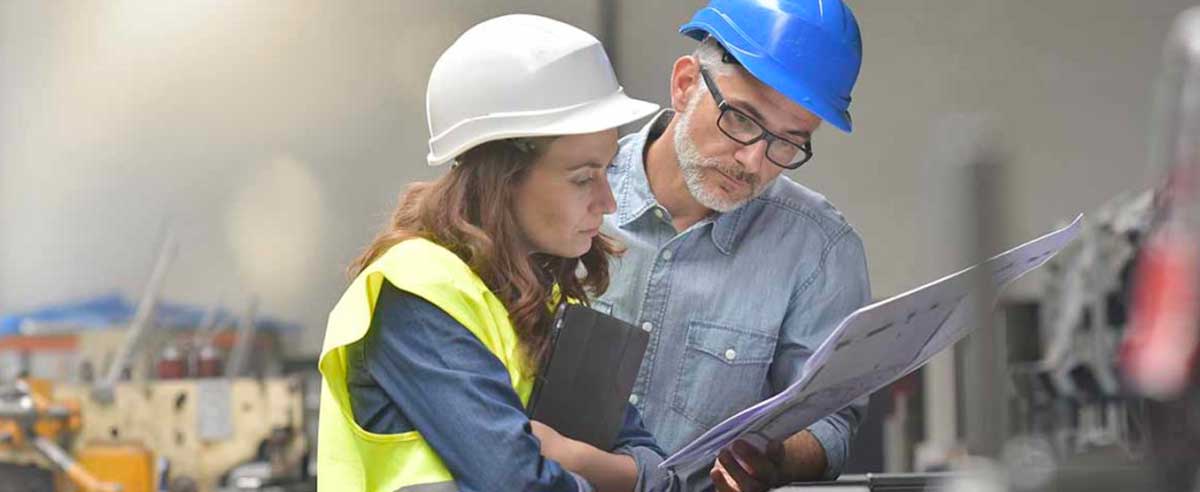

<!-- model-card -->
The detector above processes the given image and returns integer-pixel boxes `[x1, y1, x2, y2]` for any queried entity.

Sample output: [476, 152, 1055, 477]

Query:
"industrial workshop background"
[2, 1, 1198, 491]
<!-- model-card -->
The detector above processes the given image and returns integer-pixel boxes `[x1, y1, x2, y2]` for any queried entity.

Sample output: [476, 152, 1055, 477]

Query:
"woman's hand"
[530, 420, 586, 470]
[530, 420, 637, 492]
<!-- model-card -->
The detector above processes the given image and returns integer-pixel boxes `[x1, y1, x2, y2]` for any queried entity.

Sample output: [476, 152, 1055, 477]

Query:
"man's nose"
[733, 139, 770, 175]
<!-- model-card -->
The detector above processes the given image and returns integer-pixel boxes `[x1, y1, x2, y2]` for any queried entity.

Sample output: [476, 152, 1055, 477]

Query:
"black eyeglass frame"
[697, 64, 814, 170]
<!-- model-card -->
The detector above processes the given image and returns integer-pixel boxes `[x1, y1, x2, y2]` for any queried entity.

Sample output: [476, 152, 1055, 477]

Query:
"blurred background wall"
[1, 0, 1194, 357]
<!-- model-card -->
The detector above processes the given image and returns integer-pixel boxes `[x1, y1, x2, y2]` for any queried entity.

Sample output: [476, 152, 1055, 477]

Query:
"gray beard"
[672, 98, 760, 213]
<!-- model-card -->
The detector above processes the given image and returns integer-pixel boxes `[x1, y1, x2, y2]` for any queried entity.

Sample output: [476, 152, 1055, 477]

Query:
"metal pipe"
[225, 296, 259, 378]
[93, 231, 176, 403]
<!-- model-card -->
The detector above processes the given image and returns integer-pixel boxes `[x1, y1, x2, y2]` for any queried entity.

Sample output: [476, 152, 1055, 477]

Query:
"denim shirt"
[597, 111, 871, 479]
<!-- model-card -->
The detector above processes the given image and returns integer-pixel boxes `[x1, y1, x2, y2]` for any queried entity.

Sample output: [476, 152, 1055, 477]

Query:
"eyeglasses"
[697, 65, 814, 170]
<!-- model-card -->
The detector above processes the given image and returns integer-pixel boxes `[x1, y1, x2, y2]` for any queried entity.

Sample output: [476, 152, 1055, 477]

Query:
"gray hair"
[681, 37, 738, 108]
[692, 37, 737, 82]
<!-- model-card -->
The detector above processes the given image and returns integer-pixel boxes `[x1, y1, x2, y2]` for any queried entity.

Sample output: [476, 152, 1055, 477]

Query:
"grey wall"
[2, 1, 1194, 356]
[0, 2, 600, 356]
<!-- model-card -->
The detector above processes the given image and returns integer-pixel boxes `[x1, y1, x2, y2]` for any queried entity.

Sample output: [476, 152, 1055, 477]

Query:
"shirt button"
[629, 394, 639, 405]
[653, 208, 665, 219]
[661, 250, 673, 261]
[724, 348, 737, 361]
[641, 322, 653, 332]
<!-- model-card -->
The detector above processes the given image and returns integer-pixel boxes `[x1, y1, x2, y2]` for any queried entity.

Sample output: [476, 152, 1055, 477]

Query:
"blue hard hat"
[680, 0, 863, 132]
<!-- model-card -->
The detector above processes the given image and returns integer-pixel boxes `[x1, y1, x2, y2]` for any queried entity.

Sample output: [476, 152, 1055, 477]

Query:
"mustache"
[704, 161, 758, 187]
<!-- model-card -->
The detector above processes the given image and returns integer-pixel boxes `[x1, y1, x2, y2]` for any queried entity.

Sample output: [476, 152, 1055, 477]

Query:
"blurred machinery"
[0, 236, 317, 492]
[996, 192, 1157, 491]
[1008, 190, 1153, 454]
[866, 7, 1200, 491]
[999, 5, 1200, 491]
[1119, 4, 1200, 490]
[0, 379, 123, 492]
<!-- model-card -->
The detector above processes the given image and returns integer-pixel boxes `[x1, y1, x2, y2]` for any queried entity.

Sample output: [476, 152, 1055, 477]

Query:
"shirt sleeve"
[610, 403, 671, 491]
[770, 228, 872, 479]
[356, 281, 589, 492]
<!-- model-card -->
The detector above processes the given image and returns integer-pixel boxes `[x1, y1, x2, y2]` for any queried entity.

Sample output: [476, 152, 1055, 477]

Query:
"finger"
[711, 461, 737, 492]
[719, 448, 764, 492]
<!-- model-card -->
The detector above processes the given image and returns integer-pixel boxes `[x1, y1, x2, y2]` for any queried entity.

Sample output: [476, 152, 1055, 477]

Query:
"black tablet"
[525, 303, 650, 450]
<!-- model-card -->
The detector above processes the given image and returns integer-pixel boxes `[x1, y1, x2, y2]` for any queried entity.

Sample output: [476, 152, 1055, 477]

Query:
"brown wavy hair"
[349, 138, 623, 371]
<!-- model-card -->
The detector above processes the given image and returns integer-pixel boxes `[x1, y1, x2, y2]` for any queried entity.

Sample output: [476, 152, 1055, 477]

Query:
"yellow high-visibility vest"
[317, 238, 534, 492]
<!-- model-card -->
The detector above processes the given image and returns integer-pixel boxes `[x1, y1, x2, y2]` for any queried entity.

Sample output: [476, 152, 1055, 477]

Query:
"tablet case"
[525, 303, 650, 450]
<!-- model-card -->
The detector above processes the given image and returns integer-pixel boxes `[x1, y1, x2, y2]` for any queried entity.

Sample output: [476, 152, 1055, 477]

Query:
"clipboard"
[525, 302, 650, 450]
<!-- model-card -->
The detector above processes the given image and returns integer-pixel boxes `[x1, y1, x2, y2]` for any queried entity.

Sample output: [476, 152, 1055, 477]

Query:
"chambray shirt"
[597, 111, 871, 480]
[347, 281, 668, 492]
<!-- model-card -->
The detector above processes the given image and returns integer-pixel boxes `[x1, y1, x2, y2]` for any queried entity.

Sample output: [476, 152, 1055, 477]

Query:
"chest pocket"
[672, 320, 778, 428]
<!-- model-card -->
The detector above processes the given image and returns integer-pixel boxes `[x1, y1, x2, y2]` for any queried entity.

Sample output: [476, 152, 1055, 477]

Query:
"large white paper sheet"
[660, 214, 1084, 469]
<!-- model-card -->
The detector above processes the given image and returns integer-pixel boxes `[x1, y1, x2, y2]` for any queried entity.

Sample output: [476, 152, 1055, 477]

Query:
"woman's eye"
[573, 176, 594, 186]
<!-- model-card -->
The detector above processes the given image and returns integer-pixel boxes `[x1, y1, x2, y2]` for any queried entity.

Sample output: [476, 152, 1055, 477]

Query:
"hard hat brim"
[426, 90, 658, 166]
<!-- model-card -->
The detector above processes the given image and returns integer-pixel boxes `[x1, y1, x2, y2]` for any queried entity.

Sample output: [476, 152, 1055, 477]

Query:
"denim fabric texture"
[598, 111, 872, 480]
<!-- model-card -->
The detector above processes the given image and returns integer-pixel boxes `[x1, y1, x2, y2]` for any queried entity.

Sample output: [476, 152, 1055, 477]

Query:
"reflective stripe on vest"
[396, 481, 459, 492]
[317, 238, 534, 491]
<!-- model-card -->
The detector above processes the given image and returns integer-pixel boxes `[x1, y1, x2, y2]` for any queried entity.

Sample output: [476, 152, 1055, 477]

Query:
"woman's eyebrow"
[566, 161, 607, 171]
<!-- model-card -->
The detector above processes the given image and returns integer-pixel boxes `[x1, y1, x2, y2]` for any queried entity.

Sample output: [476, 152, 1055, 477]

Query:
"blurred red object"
[1123, 223, 1200, 399]
[156, 344, 186, 380]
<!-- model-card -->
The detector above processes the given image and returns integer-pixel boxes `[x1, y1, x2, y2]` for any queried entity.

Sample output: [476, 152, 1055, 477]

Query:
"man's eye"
[732, 112, 756, 129]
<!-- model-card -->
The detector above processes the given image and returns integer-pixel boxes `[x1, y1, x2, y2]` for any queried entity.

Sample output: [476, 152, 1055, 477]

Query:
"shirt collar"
[611, 109, 752, 256]
[613, 110, 671, 228]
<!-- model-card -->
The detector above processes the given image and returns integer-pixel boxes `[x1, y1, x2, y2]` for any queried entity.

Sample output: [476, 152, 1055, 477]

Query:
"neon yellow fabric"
[317, 238, 534, 491]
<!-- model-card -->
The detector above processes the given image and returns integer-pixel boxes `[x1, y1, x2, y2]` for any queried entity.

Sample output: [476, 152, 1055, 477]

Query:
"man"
[596, 0, 869, 490]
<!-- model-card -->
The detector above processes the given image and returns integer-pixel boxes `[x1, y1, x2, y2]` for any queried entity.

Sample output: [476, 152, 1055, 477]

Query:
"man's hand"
[712, 431, 830, 491]
[711, 438, 785, 492]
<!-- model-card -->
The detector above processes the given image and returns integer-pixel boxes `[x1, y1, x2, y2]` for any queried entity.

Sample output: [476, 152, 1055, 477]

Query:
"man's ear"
[669, 55, 701, 113]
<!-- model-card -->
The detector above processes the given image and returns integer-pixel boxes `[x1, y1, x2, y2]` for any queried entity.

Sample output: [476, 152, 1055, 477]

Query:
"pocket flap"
[685, 321, 776, 365]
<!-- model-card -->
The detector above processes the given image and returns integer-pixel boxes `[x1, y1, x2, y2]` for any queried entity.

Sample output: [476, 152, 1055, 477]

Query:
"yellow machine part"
[75, 443, 154, 492]
[25, 378, 83, 440]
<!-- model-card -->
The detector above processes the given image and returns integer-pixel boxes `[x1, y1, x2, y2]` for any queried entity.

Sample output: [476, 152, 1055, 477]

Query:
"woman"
[316, 14, 663, 492]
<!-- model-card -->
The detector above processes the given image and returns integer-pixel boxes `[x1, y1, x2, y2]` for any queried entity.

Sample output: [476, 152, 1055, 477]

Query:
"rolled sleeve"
[569, 472, 594, 492]
[611, 403, 670, 491]
[614, 445, 667, 491]
[806, 394, 867, 479]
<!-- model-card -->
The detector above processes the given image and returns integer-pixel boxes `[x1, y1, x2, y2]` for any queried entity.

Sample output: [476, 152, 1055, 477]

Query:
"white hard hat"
[425, 14, 659, 166]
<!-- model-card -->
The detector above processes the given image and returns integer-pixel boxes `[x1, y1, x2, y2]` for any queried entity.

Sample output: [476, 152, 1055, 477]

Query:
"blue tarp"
[0, 293, 301, 337]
